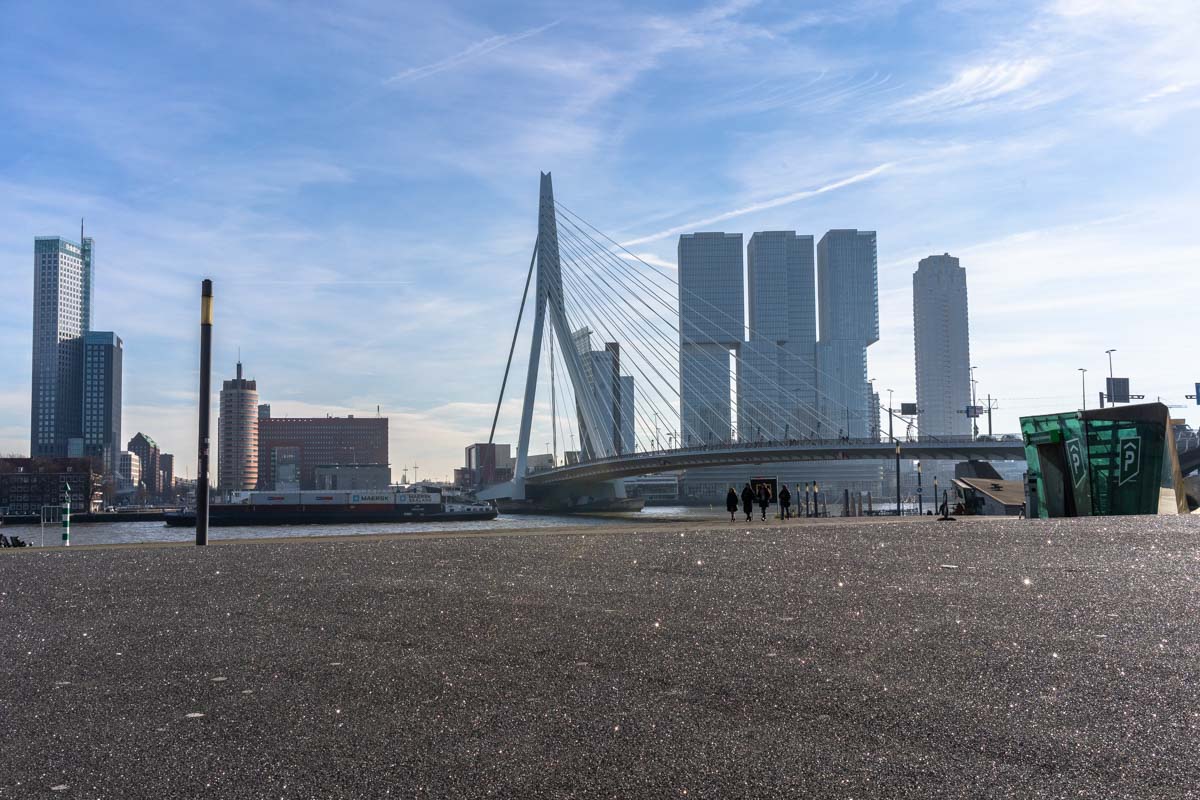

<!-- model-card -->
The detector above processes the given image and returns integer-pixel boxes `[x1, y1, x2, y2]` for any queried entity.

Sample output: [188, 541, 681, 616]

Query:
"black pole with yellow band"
[197, 279, 213, 545]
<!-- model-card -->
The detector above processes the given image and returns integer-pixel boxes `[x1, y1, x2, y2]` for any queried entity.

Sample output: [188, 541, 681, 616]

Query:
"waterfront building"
[678, 232, 743, 446]
[30, 234, 94, 458]
[159, 453, 175, 497]
[257, 415, 388, 490]
[816, 230, 878, 438]
[572, 328, 636, 458]
[127, 432, 161, 497]
[258, 404, 271, 419]
[680, 460, 884, 504]
[81, 331, 122, 475]
[913, 254, 972, 437]
[738, 232, 817, 442]
[620, 375, 635, 453]
[0, 457, 101, 515]
[218, 362, 259, 492]
[314, 463, 391, 490]
[463, 443, 514, 489]
[118, 450, 141, 490]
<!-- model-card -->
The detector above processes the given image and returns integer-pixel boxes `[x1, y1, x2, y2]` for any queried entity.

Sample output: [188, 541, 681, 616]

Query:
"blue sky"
[2, 0, 1198, 480]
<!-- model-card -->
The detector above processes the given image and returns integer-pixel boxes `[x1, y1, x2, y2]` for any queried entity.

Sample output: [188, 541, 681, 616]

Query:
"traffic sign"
[900, 402, 918, 416]
[1118, 436, 1141, 486]
[1106, 377, 1130, 404]
[966, 405, 983, 418]
[1066, 437, 1087, 487]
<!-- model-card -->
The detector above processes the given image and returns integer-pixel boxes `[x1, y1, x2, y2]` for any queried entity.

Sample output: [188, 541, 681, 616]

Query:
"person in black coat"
[725, 487, 739, 522]
[740, 483, 754, 522]
[779, 484, 792, 519]
[756, 483, 770, 520]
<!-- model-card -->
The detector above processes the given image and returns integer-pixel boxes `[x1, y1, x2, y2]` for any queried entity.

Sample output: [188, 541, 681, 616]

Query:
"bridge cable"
[489, 236, 538, 445]
[557, 220, 828, 439]
[555, 202, 936, 443]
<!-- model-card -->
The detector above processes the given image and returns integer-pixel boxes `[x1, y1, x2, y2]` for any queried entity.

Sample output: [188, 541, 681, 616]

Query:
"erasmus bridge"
[479, 173, 1025, 505]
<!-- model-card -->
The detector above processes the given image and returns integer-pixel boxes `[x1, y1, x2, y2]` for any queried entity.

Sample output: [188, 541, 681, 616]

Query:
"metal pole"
[970, 366, 978, 440]
[987, 394, 993, 438]
[1078, 368, 1087, 411]
[917, 461, 923, 515]
[197, 279, 213, 546]
[895, 441, 901, 516]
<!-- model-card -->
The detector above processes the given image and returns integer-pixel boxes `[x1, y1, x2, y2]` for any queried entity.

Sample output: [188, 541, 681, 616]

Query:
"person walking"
[725, 487, 739, 522]
[757, 483, 770, 521]
[741, 483, 754, 522]
[779, 484, 792, 519]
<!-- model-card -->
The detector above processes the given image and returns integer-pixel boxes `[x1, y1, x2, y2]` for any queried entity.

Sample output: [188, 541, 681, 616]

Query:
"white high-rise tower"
[913, 253, 971, 437]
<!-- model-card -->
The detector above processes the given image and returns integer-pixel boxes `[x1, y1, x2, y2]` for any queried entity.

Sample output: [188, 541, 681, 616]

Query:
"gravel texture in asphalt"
[2, 515, 1199, 798]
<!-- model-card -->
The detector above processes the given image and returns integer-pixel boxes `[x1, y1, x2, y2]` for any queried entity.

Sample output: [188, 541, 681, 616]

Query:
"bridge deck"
[529, 437, 1027, 485]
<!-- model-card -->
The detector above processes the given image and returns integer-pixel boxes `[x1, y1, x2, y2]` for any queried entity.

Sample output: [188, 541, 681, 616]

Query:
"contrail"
[621, 162, 894, 247]
[386, 21, 560, 85]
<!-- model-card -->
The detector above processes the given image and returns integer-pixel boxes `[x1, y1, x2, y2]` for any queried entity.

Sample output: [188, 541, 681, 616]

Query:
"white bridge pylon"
[481, 173, 623, 502]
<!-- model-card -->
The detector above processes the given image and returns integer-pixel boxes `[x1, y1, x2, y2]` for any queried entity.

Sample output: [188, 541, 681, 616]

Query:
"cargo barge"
[165, 489, 496, 527]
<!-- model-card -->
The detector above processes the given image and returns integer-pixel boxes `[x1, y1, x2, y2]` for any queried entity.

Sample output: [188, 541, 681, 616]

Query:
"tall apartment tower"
[30, 233, 94, 457]
[816, 229, 879, 438]
[81, 331, 123, 475]
[913, 254, 971, 437]
[678, 232, 743, 446]
[218, 361, 259, 492]
[739, 232, 817, 441]
[572, 328, 636, 458]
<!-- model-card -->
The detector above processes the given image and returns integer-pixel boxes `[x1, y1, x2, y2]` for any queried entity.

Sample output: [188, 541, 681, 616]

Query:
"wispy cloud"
[893, 58, 1049, 117]
[385, 21, 560, 85]
[621, 162, 894, 246]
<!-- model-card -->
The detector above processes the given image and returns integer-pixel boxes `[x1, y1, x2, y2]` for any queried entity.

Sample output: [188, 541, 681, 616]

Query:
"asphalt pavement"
[2, 515, 1199, 798]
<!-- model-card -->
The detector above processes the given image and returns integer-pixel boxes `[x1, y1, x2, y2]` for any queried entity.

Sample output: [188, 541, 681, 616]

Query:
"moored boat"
[164, 488, 496, 527]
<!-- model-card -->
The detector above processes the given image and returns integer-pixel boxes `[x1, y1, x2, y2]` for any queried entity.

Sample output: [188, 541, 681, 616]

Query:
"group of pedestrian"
[725, 482, 800, 522]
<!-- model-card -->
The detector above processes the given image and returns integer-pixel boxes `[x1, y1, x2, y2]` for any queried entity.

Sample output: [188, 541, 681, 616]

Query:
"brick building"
[0, 457, 101, 515]
[127, 432, 161, 497]
[256, 414, 388, 490]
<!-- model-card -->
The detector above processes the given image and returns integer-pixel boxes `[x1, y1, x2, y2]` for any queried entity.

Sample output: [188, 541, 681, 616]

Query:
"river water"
[1, 505, 738, 548]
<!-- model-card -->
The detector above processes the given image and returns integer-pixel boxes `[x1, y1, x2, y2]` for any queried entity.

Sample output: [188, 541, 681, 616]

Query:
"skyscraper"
[739, 232, 817, 441]
[217, 361, 259, 492]
[81, 331, 123, 475]
[30, 233, 94, 457]
[816, 229, 879, 438]
[913, 253, 971, 437]
[572, 329, 636, 458]
[678, 232, 742, 446]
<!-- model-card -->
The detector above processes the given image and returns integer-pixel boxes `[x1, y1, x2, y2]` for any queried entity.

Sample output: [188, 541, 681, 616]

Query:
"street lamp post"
[894, 441, 902, 516]
[887, 388, 894, 442]
[1105, 349, 1117, 405]
[917, 461, 923, 515]
[970, 366, 979, 440]
[1079, 368, 1087, 411]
